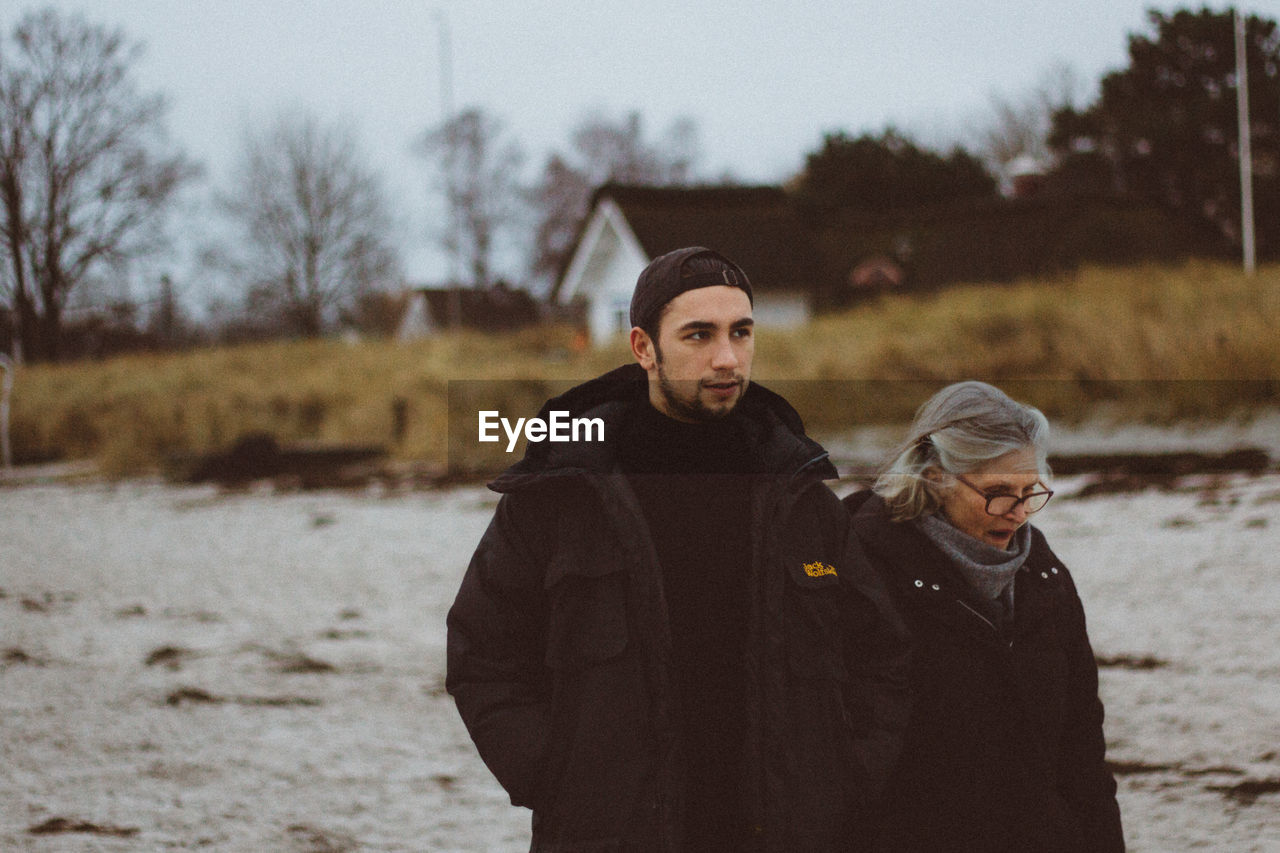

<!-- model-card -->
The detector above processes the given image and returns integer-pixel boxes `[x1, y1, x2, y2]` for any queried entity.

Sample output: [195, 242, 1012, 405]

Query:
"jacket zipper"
[955, 599, 1014, 648]
[788, 451, 830, 485]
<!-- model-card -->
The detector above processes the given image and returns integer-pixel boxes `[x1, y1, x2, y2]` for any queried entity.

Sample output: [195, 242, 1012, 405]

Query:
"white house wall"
[752, 292, 810, 328]
[559, 196, 814, 344]
[396, 292, 434, 340]
[587, 248, 646, 344]
[559, 198, 650, 345]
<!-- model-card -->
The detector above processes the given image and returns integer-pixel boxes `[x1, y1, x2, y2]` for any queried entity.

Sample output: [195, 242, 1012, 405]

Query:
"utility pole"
[6, 306, 20, 365]
[434, 9, 454, 121]
[434, 10, 463, 328]
[1235, 9, 1256, 275]
[0, 352, 13, 473]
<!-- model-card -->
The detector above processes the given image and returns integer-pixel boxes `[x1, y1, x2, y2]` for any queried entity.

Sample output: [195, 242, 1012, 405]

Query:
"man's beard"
[655, 361, 745, 422]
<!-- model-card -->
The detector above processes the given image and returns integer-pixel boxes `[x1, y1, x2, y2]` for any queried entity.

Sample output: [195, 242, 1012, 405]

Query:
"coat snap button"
[931, 584, 940, 591]
[914, 580, 924, 588]
[1040, 572, 1049, 579]
[1051, 567, 1059, 574]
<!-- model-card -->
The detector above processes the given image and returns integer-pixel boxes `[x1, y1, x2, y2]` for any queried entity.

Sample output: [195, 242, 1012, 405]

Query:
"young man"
[446, 247, 908, 852]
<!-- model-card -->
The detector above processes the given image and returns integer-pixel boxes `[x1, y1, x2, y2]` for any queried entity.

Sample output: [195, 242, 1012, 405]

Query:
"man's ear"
[630, 327, 657, 372]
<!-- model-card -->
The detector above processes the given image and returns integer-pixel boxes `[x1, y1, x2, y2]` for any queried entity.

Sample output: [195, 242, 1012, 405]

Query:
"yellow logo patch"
[803, 561, 837, 578]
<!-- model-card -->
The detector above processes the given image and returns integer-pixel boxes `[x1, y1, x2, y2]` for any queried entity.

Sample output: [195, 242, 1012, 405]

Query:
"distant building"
[1007, 155, 1049, 199]
[529, 176, 1236, 347]
[848, 255, 905, 295]
[553, 184, 828, 345]
[397, 281, 539, 340]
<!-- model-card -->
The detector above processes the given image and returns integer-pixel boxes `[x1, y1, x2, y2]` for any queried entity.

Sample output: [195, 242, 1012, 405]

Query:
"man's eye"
[732, 328, 752, 339]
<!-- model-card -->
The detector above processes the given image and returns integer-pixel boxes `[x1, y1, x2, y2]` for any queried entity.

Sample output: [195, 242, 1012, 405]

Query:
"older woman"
[843, 381, 1123, 852]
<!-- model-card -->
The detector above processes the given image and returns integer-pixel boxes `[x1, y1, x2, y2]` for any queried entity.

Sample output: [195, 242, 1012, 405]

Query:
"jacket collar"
[851, 492, 962, 592]
[488, 363, 835, 493]
[850, 491, 1060, 638]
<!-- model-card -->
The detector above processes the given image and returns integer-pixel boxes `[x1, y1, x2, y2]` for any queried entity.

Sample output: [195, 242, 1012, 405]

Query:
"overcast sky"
[3, 0, 1276, 287]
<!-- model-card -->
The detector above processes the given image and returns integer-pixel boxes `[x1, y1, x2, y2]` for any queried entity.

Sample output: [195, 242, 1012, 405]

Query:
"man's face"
[630, 285, 754, 422]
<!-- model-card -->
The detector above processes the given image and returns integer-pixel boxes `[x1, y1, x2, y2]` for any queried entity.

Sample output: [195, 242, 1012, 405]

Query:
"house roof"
[553, 183, 825, 301]
[402, 283, 539, 332]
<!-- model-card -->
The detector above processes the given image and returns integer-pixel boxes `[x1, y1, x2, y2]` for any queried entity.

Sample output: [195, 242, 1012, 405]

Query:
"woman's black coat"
[844, 491, 1124, 853]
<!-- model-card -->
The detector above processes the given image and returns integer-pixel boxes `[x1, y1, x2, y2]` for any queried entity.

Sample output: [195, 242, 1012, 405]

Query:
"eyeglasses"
[954, 475, 1054, 516]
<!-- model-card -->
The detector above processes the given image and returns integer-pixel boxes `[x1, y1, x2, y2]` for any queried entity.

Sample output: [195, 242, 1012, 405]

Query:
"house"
[397, 281, 539, 340]
[555, 181, 1231, 346]
[553, 184, 829, 345]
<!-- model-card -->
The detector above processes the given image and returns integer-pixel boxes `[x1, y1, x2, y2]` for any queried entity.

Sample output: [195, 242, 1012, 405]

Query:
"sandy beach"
[3, 445, 1279, 850]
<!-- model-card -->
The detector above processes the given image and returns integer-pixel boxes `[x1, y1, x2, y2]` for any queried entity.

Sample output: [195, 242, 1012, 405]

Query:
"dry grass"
[9, 326, 620, 476]
[757, 260, 1280, 430]
[762, 260, 1280, 380]
[7, 261, 1278, 475]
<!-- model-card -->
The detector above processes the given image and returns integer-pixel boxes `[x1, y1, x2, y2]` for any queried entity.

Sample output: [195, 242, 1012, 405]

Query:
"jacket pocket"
[779, 557, 859, 836]
[784, 558, 848, 681]
[543, 552, 630, 669]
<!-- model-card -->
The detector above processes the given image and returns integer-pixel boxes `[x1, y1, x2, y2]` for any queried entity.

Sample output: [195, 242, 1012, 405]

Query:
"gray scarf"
[912, 513, 1032, 620]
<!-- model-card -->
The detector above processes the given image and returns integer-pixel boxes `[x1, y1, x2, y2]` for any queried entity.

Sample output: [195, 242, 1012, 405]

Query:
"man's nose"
[710, 336, 739, 370]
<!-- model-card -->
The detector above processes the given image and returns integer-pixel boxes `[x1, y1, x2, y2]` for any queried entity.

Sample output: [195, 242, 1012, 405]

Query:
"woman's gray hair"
[873, 381, 1052, 522]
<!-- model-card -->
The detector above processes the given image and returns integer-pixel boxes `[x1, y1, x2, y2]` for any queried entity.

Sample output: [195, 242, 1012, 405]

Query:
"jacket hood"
[488, 363, 836, 492]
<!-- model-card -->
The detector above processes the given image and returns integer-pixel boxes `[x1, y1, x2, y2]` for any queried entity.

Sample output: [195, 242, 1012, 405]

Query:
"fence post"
[0, 353, 12, 472]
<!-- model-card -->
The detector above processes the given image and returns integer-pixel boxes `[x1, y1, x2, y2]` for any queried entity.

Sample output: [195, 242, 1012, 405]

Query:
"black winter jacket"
[446, 366, 910, 852]
[844, 491, 1124, 853]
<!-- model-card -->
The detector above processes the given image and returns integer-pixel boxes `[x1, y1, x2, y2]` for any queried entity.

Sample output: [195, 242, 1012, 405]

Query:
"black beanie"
[629, 246, 753, 333]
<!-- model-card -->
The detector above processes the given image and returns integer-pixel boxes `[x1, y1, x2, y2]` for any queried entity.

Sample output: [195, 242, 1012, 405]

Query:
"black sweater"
[617, 402, 755, 849]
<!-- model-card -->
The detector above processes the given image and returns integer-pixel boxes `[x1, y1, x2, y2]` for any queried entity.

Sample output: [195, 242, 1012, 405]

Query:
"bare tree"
[220, 110, 399, 337]
[0, 9, 194, 362]
[527, 153, 592, 288]
[569, 111, 699, 186]
[971, 62, 1087, 192]
[416, 107, 524, 288]
[528, 110, 701, 286]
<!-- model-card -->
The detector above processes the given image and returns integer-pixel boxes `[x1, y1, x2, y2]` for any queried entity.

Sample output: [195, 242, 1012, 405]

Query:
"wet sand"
[3, 465, 1279, 851]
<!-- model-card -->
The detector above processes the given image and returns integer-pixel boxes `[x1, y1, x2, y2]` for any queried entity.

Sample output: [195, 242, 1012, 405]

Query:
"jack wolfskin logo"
[803, 561, 837, 578]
